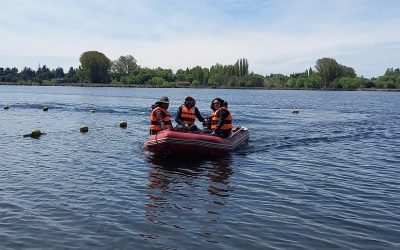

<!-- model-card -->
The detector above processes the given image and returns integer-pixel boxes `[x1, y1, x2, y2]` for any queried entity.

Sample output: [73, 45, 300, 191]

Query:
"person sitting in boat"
[206, 98, 233, 138]
[149, 96, 173, 135]
[175, 96, 205, 131]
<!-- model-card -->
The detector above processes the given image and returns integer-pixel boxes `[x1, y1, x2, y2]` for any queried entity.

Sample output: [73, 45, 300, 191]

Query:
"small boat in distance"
[143, 126, 249, 156]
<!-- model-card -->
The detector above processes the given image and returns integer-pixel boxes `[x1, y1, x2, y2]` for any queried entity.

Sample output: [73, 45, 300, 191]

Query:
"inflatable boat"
[143, 126, 249, 156]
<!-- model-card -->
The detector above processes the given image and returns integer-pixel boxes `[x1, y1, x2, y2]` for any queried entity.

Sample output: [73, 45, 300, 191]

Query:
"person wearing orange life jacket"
[149, 96, 173, 135]
[175, 96, 205, 131]
[206, 98, 233, 138]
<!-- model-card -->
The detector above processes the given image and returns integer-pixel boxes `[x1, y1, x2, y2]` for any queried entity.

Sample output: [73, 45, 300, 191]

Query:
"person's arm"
[195, 107, 204, 122]
[215, 110, 228, 131]
[155, 109, 166, 129]
[175, 106, 184, 125]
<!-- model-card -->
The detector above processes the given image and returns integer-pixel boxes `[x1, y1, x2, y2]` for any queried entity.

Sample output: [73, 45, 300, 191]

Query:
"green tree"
[191, 79, 201, 87]
[131, 68, 155, 84]
[308, 67, 313, 76]
[111, 55, 138, 80]
[20, 67, 36, 81]
[235, 58, 249, 76]
[175, 69, 188, 81]
[65, 67, 77, 83]
[244, 73, 264, 87]
[154, 67, 174, 82]
[79, 51, 111, 83]
[372, 67, 400, 89]
[265, 74, 288, 88]
[1, 67, 19, 82]
[243, 58, 249, 76]
[54, 67, 65, 78]
[336, 77, 365, 89]
[315, 58, 342, 87]
[210, 63, 224, 76]
[147, 76, 167, 85]
[304, 75, 323, 89]
[36, 65, 54, 82]
[190, 66, 205, 84]
[341, 65, 356, 78]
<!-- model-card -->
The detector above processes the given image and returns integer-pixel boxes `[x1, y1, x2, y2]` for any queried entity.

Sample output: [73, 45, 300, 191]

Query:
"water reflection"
[207, 158, 233, 198]
[146, 156, 205, 191]
[144, 155, 233, 230]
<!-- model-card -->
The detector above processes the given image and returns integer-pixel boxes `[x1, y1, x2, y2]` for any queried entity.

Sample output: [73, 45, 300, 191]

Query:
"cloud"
[1, 0, 399, 78]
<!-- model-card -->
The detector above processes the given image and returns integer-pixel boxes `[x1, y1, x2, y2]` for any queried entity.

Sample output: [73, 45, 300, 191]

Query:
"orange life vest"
[150, 107, 172, 133]
[211, 107, 232, 131]
[180, 105, 196, 125]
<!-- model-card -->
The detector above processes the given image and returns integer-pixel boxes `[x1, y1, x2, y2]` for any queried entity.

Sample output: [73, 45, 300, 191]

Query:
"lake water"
[1, 85, 399, 249]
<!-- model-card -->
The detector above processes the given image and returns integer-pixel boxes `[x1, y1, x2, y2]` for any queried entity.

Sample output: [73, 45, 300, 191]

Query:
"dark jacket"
[175, 105, 205, 125]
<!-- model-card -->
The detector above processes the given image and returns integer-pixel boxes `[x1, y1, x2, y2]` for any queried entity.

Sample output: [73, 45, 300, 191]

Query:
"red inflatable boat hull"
[143, 126, 249, 156]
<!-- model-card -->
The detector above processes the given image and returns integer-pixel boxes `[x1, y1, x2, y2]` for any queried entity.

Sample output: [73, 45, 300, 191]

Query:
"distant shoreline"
[0, 81, 399, 92]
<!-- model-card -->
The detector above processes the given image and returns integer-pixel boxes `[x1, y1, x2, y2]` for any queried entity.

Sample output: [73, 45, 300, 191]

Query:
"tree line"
[0, 51, 399, 89]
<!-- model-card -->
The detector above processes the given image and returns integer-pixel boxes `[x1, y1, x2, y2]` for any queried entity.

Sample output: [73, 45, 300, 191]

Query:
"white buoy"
[90, 109, 96, 113]
[80, 125, 89, 133]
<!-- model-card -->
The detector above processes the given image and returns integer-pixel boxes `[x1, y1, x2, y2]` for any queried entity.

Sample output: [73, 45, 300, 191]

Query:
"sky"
[1, 0, 399, 78]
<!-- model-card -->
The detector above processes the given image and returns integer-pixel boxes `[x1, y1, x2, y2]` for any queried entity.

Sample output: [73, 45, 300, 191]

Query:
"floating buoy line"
[21, 121, 129, 139]
[2, 105, 106, 113]
[2, 104, 131, 139]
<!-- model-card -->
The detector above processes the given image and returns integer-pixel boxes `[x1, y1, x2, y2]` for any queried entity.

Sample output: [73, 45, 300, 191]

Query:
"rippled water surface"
[1, 86, 399, 249]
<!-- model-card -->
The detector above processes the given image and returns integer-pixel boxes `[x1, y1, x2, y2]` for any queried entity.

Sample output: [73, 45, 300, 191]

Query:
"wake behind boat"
[143, 126, 249, 156]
